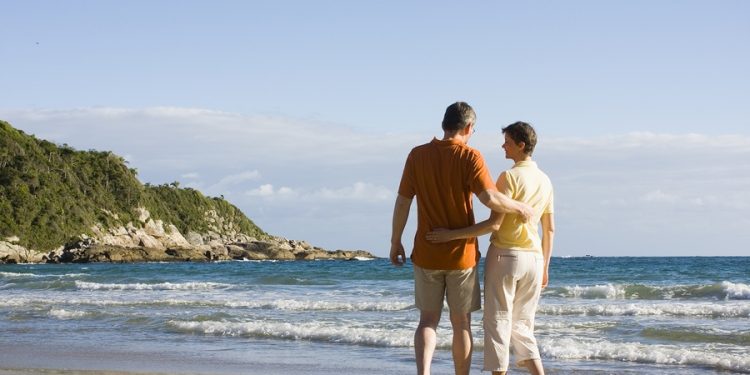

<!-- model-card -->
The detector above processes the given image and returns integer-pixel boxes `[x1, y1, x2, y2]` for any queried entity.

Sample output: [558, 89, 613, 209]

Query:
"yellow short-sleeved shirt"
[490, 160, 554, 252]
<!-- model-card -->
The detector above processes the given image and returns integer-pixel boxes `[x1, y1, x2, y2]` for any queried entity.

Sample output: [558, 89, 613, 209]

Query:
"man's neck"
[442, 131, 468, 144]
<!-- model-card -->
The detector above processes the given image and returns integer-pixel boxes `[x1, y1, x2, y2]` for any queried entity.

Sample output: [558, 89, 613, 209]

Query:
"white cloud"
[543, 132, 750, 152]
[245, 182, 393, 203]
[0, 107, 421, 172]
[246, 184, 298, 199]
[637, 190, 718, 208]
[642, 189, 679, 204]
[247, 184, 275, 197]
[205, 170, 261, 195]
[2, 107, 750, 257]
[314, 182, 393, 202]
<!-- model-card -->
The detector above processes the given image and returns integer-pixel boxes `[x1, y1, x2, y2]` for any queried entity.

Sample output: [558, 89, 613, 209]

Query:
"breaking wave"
[538, 302, 750, 318]
[74, 280, 232, 291]
[541, 337, 750, 373]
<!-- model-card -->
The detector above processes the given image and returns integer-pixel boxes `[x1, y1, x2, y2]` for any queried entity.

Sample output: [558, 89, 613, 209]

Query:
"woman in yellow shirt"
[427, 121, 554, 375]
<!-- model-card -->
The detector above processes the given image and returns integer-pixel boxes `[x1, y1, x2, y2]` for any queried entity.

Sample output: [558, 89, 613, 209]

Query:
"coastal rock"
[295, 251, 317, 260]
[207, 245, 228, 260]
[225, 244, 267, 260]
[109, 226, 129, 236]
[0, 240, 45, 263]
[133, 229, 165, 250]
[163, 224, 192, 249]
[0, 240, 25, 263]
[136, 207, 150, 223]
[267, 247, 295, 260]
[0, 207, 377, 264]
[207, 239, 224, 248]
[186, 231, 204, 246]
[144, 219, 166, 238]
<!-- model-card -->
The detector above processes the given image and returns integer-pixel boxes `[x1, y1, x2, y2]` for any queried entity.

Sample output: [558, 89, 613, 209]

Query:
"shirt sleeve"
[468, 152, 496, 196]
[497, 171, 513, 197]
[544, 188, 554, 214]
[397, 152, 416, 198]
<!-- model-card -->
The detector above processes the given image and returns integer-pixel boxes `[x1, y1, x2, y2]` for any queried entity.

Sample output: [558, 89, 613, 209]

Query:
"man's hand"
[425, 228, 453, 243]
[517, 202, 534, 223]
[478, 189, 535, 222]
[390, 242, 406, 266]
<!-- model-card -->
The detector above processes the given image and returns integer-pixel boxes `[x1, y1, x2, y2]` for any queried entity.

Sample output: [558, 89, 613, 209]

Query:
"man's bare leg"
[449, 312, 473, 375]
[415, 310, 441, 375]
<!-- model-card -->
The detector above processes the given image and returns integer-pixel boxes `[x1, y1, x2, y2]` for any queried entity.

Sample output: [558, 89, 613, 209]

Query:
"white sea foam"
[0, 297, 33, 307]
[48, 309, 88, 319]
[74, 280, 232, 291]
[0, 295, 413, 312]
[563, 284, 627, 299]
[549, 281, 750, 300]
[723, 281, 750, 300]
[223, 299, 413, 311]
[539, 301, 750, 318]
[167, 320, 750, 372]
[167, 320, 417, 348]
[540, 337, 750, 373]
[0, 272, 41, 278]
[0, 272, 88, 279]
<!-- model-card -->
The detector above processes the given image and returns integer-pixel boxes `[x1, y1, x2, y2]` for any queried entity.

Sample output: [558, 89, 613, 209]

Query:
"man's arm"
[540, 213, 555, 288]
[390, 194, 412, 266]
[477, 189, 534, 222]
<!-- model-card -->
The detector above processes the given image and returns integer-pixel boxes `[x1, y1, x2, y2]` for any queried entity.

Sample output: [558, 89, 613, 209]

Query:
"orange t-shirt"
[398, 138, 495, 270]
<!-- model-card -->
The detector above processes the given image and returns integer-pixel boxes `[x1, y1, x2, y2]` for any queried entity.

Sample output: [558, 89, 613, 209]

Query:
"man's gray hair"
[442, 102, 476, 132]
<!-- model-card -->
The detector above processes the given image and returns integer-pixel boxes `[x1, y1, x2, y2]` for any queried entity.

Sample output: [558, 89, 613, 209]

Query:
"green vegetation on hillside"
[0, 120, 266, 251]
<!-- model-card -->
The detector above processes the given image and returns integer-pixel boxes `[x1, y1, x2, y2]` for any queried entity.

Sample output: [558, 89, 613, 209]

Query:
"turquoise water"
[1, 257, 748, 374]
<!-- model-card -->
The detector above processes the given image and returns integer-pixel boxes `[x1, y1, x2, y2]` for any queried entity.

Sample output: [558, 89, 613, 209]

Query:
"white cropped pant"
[483, 247, 544, 372]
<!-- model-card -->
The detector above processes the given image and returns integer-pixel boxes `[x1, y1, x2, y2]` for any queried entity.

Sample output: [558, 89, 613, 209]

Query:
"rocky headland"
[0, 207, 375, 264]
[0, 120, 375, 264]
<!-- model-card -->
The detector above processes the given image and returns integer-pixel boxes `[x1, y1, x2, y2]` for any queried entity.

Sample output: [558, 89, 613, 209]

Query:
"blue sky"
[1, 1, 749, 257]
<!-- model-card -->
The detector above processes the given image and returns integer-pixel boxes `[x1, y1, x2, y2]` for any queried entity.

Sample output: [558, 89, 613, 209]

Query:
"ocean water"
[0, 257, 748, 374]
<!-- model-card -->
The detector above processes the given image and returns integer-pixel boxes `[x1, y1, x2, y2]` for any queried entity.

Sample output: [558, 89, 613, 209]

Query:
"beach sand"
[0, 337, 420, 375]
[0, 370, 173, 375]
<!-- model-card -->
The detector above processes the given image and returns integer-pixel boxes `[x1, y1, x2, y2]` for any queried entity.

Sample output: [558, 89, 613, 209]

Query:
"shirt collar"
[514, 160, 537, 168]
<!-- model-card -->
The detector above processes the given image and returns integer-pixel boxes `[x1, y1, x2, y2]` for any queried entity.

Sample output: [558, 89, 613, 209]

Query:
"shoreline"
[0, 336, 422, 375]
[0, 370, 175, 375]
[1, 239, 376, 265]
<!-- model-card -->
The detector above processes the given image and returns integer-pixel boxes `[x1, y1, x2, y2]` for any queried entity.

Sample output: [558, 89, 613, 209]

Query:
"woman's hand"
[425, 228, 455, 243]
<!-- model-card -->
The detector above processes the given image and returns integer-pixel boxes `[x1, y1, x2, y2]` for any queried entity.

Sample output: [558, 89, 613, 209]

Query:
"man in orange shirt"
[391, 102, 533, 375]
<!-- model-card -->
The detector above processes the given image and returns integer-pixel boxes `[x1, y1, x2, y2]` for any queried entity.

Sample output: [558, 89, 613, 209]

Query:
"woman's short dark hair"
[502, 121, 537, 155]
[442, 102, 476, 132]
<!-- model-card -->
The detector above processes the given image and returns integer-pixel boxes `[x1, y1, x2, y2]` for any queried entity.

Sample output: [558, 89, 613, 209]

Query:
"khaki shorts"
[414, 265, 481, 314]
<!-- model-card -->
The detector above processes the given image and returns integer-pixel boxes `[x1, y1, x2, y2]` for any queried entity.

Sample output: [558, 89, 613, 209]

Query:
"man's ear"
[463, 122, 474, 135]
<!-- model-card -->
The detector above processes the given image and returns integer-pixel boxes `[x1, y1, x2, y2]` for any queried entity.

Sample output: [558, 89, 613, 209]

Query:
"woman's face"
[501, 133, 523, 160]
